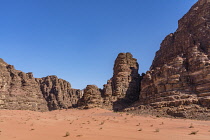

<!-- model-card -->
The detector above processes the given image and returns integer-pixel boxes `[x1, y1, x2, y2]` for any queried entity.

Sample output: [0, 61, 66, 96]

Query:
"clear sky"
[0, 0, 197, 89]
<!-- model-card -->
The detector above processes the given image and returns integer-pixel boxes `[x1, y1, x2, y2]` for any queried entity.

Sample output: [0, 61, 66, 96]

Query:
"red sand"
[0, 108, 210, 140]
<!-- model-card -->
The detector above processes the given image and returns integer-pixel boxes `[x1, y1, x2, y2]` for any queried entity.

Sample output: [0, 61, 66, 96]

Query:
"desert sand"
[0, 108, 210, 140]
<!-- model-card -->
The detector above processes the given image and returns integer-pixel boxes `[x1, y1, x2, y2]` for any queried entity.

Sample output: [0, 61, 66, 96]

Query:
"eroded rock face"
[112, 53, 140, 100]
[103, 53, 141, 110]
[140, 0, 210, 110]
[78, 85, 103, 109]
[0, 59, 48, 111]
[37, 76, 83, 110]
[77, 53, 141, 110]
[2, 0, 210, 119]
[0, 59, 83, 111]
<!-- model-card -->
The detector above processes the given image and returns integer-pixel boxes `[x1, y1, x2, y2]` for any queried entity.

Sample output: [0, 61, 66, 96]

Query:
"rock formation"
[78, 85, 103, 109]
[37, 76, 83, 110]
[0, 59, 82, 111]
[0, 58, 48, 111]
[1, 0, 210, 119]
[137, 0, 210, 118]
[78, 53, 140, 110]
[102, 53, 141, 110]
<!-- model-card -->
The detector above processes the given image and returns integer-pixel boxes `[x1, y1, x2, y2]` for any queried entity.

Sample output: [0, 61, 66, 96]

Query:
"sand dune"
[0, 108, 210, 140]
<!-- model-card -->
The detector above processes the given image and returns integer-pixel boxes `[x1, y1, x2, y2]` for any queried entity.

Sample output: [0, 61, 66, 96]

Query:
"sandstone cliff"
[0, 59, 48, 111]
[78, 85, 103, 109]
[78, 53, 141, 110]
[37, 76, 83, 110]
[136, 0, 210, 118]
[0, 59, 82, 111]
[102, 53, 141, 110]
[1, 0, 210, 120]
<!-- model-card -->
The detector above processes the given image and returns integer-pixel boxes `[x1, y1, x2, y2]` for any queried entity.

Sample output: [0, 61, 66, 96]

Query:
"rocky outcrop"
[37, 76, 83, 110]
[0, 59, 48, 111]
[77, 53, 141, 110]
[78, 85, 103, 109]
[139, 0, 210, 112]
[103, 53, 141, 110]
[2, 0, 210, 120]
[0, 59, 82, 111]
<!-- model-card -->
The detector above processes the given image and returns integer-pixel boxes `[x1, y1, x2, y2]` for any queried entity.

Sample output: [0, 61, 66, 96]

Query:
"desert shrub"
[64, 131, 70, 137]
[189, 130, 199, 135]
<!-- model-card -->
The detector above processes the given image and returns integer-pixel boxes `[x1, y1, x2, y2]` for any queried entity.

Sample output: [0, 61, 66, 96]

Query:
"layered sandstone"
[37, 76, 83, 110]
[0, 59, 48, 111]
[139, 0, 210, 112]
[103, 53, 141, 110]
[78, 85, 103, 109]
[77, 53, 141, 110]
[0, 59, 83, 111]
[1, 0, 210, 120]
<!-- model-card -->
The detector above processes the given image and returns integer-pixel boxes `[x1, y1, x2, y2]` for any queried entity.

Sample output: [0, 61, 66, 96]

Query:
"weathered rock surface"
[102, 53, 141, 110]
[78, 53, 141, 110]
[0, 59, 82, 111]
[0, 59, 48, 111]
[37, 76, 83, 110]
[138, 0, 210, 117]
[1, 0, 210, 120]
[78, 85, 103, 109]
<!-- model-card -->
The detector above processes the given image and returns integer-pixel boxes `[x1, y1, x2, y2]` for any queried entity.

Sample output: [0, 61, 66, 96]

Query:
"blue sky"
[0, 0, 197, 89]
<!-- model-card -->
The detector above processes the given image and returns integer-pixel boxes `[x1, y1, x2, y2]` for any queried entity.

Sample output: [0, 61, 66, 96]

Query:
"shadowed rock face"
[112, 53, 140, 100]
[78, 53, 141, 110]
[103, 53, 141, 110]
[140, 0, 210, 109]
[0, 59, 48, 111]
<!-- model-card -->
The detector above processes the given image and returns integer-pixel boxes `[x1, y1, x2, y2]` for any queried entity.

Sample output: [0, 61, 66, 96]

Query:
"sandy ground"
[0, 108, 210, 140]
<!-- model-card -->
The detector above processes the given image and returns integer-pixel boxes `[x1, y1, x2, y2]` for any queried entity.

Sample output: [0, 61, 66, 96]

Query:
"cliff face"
[37, 76, 83, 110]
[140, 0, 210, 111]
[1, 0, 210, 119]
[0, 59, 82, 111]
[78, 85, 103, 109]
[111, 53, 140, 101]
[102, 53, 141, 110]
[76, 53, 141, 110]
[0, 59, 48, 111]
